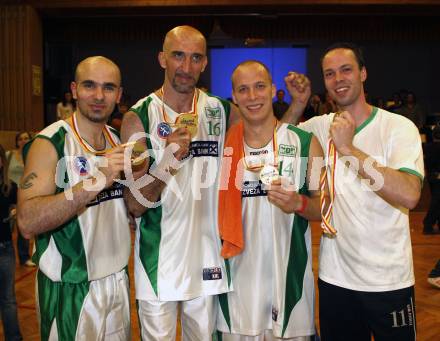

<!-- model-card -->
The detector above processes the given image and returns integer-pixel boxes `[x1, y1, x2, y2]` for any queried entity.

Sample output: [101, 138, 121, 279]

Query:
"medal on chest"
[243, 119, 280, 185]
[159, 88, 199, 138]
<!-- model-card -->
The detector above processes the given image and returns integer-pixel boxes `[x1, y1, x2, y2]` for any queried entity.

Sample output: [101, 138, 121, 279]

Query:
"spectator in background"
[0, 144, 23, 341]
[396, 91, 426, 130]
[428, 260, 440, 289]
[374, 97, 386, 109]
[7, 131, 35, 267]
[386, 92, 403, 112]
[109, 102, 129, 131]
[320, 91, 338, 115]
[423, 123, 440, 234]
[273, 89, 290, 120]
[303, 93, 323, 120]
[56, 91, 76, 120]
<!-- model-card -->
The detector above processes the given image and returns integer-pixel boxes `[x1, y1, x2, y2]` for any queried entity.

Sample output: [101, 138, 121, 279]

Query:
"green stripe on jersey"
[30, 127, 89, 282]
[206, 93, 231, 129]
[139, 207, 162, 296]
[282, 126, 312, 337]
[132, 96, 155, 166]
[134, 97, 163, 295]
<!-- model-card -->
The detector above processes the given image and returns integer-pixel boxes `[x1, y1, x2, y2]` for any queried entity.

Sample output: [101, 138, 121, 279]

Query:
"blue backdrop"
[210, 47, 307, 103]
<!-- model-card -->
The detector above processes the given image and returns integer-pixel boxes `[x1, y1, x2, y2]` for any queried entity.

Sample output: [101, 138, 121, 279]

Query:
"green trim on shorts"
[214, 330, 223, 341]
[38, 270, 90, 341]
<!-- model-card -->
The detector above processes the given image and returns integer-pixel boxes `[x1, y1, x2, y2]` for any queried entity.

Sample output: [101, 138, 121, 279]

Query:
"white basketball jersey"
[131, 90, 232, 301]
[217, 123, 315, 338]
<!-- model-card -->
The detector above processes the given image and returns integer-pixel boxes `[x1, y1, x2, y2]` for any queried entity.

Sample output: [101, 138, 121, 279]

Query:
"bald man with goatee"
[121, 25, 241, 340]
[18, 56, 131, 340]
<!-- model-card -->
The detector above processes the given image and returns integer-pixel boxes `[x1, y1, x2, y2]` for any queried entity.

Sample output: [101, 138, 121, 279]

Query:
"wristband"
[295, 195, 308, 214]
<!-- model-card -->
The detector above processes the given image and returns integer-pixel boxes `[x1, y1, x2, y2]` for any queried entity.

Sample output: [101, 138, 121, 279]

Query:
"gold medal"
[130, 142, 147, 166]
[159, 87, 199, 138]
[260, 165, 279, 185]
[174, 113, 198, 138]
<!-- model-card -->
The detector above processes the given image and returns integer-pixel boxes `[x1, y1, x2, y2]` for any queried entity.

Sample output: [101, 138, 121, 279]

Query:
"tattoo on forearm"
[20, 172, 37, 190]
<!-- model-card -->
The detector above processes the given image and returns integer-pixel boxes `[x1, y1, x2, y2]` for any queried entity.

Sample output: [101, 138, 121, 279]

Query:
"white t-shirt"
[299, 107, 424, 291]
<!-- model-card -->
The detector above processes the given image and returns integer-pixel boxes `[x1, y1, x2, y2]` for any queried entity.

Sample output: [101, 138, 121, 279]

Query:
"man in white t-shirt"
[285, 43, 423, 341]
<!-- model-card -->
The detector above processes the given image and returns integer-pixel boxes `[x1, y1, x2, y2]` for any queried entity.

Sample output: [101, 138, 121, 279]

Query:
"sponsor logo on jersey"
[241, 180, 268, 198]
[249, 149, 269, 156]
[189, 141, 219, 157]
[279, 144, 297, 157]
[157, 122, 172, 139]
[205, 107, 221, 119]
[73, 156, 90, 176]
[203, 267, 222, 280]
[87, 182, 124, 207]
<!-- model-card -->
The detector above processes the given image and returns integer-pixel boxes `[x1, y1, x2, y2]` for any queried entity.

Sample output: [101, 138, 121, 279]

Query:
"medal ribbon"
[159, 87, 198, 125]
[320, 121, 338, 236]
[71, 112, 118, 156]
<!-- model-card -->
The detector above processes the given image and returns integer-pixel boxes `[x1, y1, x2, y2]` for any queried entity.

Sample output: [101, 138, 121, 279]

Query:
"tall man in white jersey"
[121, 25, 242, 340]
[17, 56, 131, 340]
[216, 60, 324, 340]
[286, 43, 424, 341]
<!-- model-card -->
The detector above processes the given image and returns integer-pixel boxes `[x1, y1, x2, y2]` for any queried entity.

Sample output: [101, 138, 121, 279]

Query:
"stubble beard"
[77, 102, 113, 124]
[171, 73, 197, 94]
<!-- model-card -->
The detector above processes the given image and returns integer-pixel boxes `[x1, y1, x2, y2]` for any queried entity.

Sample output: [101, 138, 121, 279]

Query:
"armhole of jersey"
[107, 125, 120, 139]
[24, 127, 68, 194]
[287, 124, 312, 194]
[208, 94, 231, 129]
[132, 96, 155, 166]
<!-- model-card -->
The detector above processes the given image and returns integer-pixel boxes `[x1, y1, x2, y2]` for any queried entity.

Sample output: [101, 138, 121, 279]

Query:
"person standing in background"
[0, 144, 23, 341]
[7, 131, 35, 267]
[396, 91, 425, 130]
[56, 91, 76, 120]
[273, 89, 290, 120]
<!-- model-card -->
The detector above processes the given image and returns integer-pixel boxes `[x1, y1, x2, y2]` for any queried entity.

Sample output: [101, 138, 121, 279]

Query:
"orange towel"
[218, 121, 245, 259]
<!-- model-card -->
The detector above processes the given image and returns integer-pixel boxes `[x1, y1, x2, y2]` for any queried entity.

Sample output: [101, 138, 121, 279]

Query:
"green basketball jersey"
[29, 120, 131, 283]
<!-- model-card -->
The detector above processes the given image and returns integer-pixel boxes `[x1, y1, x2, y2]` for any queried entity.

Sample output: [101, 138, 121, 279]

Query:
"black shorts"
[318, 279, 416, 341]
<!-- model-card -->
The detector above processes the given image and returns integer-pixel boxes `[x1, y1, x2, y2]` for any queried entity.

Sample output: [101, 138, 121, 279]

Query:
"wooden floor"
[1, 211, 440, 340]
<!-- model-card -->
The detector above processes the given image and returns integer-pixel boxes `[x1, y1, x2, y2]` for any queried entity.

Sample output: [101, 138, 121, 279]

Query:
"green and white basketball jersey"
[131, 90, 232, 301]
[217, 123, 315, 338]
[29, 120, 131, 283]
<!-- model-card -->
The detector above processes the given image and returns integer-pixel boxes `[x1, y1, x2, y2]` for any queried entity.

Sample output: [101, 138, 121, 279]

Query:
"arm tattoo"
[20, 172, 38, 190]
